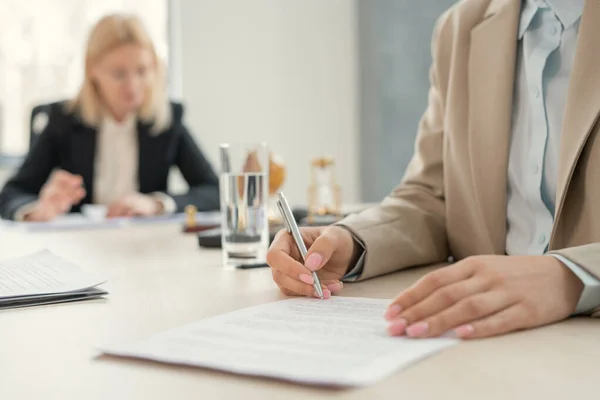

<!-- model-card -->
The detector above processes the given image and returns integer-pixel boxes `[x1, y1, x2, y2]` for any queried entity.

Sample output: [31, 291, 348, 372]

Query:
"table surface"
[0, 223, 598, 400]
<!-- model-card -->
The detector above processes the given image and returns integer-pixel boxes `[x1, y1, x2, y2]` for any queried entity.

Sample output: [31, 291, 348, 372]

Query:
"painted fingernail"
[387, 319, 408, 336]
[326, 282, 342, 293]
[299, 274, 314, 285]
[441, 330, 458, 339]
[406, 322, 429, 338]
[313, 289, 331, 299]
[454, 324, 475, 338]
[384, 304, 403, 320]
[305, 253, 323, 271]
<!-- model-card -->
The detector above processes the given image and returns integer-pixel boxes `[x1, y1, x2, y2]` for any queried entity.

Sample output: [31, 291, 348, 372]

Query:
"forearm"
[337, 188, 448, 281]
[0, 185, 39, 221]
[0, 122, 57, 220]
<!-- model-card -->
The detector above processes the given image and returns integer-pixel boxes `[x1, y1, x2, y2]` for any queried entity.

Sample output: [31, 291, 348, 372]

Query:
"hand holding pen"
[267, 191, 358, 299]
[276, 192, 324, 299]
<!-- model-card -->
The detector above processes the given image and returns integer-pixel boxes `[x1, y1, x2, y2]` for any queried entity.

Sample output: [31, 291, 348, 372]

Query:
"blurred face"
[90, 44, 154, 119]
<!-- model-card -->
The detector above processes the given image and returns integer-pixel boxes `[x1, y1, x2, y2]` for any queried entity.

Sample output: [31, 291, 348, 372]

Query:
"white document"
[1, 214, 125, 232]
[129, 211, 221, 226]
[104, 297, 457, 387]
[0, 250, 106, 307]
[0, 211, 221, 232]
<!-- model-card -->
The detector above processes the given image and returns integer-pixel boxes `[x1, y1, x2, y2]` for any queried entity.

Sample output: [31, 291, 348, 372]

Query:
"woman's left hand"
[384, 255, 584, 339]
[107, 193, 163, 218]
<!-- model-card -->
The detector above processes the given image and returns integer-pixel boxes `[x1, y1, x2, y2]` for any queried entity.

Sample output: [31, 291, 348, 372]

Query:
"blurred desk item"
[0, 213, 125, 232]
[81, 205, 108, 221]
[220, 142, 270, 266]
[0, 211, 221, 232]
[197, 203, 374, 249]
[0, 250, 107, 309]
[182, 205, 219, 233]
[307, 156, 342, 223]
[1, 222, 598, 399]
[267, 152, 286, 224]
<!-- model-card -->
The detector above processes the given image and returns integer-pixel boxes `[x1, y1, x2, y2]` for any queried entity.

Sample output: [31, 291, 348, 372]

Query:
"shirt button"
[532, 86, 541, 99]
[549, 25, 559, 36]
[531, 163, 540, 174]
[538, 235, 547, 245]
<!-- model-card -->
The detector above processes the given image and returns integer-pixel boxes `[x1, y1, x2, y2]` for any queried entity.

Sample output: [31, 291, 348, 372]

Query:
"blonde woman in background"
[0, 14, 219, 221]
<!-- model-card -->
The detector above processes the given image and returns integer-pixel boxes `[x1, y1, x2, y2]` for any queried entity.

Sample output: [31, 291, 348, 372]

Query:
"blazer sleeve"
[336, 13, 452, 281]
[549, 245, 600, 318]
[0, 111, 60, 220]
[168, 105, 220, 212]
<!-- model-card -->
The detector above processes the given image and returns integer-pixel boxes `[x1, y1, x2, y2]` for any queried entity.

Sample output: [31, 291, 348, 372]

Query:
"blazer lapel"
[136, 121, 152, 193]
[467, 0, 521, 253]
[70, 124, 97, 204]
[552, 0, 600, 245]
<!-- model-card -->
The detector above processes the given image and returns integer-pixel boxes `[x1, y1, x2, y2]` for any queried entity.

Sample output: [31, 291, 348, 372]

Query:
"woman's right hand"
[25, 170, 86, 222]
[266, 225, 360, 298]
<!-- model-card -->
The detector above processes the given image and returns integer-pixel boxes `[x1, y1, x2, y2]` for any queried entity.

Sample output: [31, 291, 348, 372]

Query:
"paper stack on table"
[104, 297, 457, 387]
[0, 250, 107, 310]
[0, 211, 221, 232]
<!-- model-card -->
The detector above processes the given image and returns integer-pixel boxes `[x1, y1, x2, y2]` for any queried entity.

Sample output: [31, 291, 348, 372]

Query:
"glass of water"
[219, 143, 270, 266]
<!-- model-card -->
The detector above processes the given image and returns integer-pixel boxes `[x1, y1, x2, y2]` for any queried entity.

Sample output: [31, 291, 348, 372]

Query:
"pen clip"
[276, 200, 292, 233]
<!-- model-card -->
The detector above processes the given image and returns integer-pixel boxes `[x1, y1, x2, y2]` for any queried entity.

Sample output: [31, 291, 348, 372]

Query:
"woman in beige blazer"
[267, 0, 600, 339]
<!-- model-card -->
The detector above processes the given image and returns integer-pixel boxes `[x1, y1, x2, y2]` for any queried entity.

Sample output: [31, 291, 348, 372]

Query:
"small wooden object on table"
[182, 205, 220, 233]
[307, 156, 343, 225]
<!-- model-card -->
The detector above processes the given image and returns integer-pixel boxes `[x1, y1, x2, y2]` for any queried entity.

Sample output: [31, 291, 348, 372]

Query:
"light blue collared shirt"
[506, 0, 600, 314]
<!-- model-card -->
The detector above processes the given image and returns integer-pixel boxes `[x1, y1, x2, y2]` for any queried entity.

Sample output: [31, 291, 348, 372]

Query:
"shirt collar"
[518, 0, 585, 39]
[102, 113, 136, 132]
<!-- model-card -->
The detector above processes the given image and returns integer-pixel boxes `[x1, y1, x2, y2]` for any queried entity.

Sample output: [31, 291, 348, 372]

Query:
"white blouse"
[94, 114, 139, 205]
[16, 115, 175, 220]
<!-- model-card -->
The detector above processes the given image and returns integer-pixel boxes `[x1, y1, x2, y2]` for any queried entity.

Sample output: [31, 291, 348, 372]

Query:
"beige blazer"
[340, 0, 600, 317]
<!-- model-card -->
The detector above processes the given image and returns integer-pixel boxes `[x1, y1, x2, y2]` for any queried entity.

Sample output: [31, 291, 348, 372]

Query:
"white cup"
[81, 204, 108, 221]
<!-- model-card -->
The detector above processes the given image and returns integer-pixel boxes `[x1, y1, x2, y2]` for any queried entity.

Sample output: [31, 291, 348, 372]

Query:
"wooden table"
[0, 224, 598, 399]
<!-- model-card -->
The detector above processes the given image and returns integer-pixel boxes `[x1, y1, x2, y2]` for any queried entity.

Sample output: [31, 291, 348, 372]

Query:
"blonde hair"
[69, 14, 171, 132]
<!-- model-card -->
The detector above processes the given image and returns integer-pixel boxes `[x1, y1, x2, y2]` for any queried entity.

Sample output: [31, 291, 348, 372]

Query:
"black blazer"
[0, 101, 220, 220]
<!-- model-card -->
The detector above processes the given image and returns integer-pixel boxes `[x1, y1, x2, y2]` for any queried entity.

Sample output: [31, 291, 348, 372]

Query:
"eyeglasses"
[106, 67, 150, 83]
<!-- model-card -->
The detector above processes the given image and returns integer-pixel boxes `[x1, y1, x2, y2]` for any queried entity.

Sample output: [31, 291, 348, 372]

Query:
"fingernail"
[441, 330, 458, 339]
[406, 322, 429, 338]
[313, 289, 331, 299]
[384, 304, 402, 320]
[326, 282, 342, 293]
[454, 324, 475, 338]
[387, 319, 408, 336]
[299, 274, 314, 285]
[305, 253, 323, 271]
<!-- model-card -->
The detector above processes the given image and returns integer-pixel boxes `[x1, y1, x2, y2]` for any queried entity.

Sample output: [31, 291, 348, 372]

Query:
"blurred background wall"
[174, 0, 359, 206]
[0, 0, 458, 207]
[357, 0, 456, 201]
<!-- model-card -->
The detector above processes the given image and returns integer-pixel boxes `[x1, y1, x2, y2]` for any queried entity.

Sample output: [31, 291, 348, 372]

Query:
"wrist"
[549, 256, 584, 288]
[154, 198, 165, 215]
[23, 206, 49, 222]
[332, 225, 363, 273]
[149, 192, 176, 215]
[349, 237, 363, 270]
[547, 254, 597, 314]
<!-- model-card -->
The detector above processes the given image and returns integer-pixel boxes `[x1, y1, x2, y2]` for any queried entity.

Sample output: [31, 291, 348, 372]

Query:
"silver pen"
[276, 191, 324, 299]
